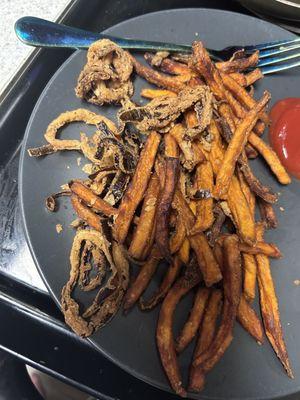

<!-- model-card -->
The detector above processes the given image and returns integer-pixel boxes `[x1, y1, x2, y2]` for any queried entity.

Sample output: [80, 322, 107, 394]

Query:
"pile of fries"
[29, 39, 293, 396]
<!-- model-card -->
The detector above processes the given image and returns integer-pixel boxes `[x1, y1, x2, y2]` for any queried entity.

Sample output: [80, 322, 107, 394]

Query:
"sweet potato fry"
[157, 262, 201, 397]
[131, 56, 184, 92]
[208, 205, 226, 246]
[242, 253, 257, 302]
[240, 241, 282, 258]
[237, 168, 256, 217]
[215, 51, 259, 73]
[71, 195, 102, 231]
[218, 116, 277, 204]
[237, 294, 264, 344]
[70, 181, 117, 217]
[140, 88, 177, 99]
[220, 72, 269, 125]
[165, 133, 179, 158]
[178, 238, 190, 265]
[156, 157, 180, 260]
[169, 124, 205, 170]
[145, 53, 193, 77]
[128, 173, 160, 260]
[256, 224, 293, 377]
[214, 91, 270, 199]
[245, 68, 264, 86]
[123, 247, 161, 311]
[190, 161, 214, 234]
[258, 199, 278, 229]
[140, 255, 182, 310]
[173, 190, 222, 286]
[170, 215, 186, 254]
[176, 287, 210, 353]
[114, 131, 160, 243]
[193, 235, 242, 375]
[189, 289, 222, 392]
[184, 109, 198, 128]
[248, 133, 291, 184]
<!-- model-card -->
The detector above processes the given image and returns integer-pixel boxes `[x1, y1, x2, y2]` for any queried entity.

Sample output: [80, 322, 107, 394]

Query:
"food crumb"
[56, 224, 63, 234]
[60, 183, 69, 191]
[279, 206, 285, 212]
[287, 322, 291, 326]
[294, 279, 300, 286]
[195, 32, 199, 36]
[77, 157, 82, 166]
[278, 192, 281, 196]
[66, 165, 70, 169]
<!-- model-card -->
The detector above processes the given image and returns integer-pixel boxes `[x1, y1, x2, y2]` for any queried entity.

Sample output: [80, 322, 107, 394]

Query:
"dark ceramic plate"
[19, 8, 300, 400]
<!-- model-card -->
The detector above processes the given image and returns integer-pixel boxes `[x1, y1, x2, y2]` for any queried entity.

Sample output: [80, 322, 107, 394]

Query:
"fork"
[15, 16, 300, 75]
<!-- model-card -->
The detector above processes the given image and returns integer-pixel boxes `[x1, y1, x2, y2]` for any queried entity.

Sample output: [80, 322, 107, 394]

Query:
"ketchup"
[269, 98, 300, 179]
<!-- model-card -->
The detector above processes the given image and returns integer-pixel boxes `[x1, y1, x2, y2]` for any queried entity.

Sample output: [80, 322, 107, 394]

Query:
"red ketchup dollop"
[269, 98, 300, 179]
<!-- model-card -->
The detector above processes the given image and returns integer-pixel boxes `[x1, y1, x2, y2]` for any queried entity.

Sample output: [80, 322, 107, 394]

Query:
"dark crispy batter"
[157, 261, 201, 397]
[155, 157, 180, 260]
[207, 205, 226, 246]
[45, 190, 70, 212]
[176, 287, 210, 353]
[119, 85, 212, 133]
[140, 255, 182, 310]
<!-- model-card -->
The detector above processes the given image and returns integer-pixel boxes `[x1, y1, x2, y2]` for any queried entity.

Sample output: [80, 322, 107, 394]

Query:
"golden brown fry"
[157, 262, 201, 397]
[165, 133, 179, 158]
[237, 294, 264, 344]
[189, 289, 222, 392]
[155, 157, 180, 260]
[169, 123, 205, 170]
[128, 173, 160, 259]
[220, 72, 269, 125]
[214, 91, 270, 199]
[237, 168, 256, 217]
[176, 287, 210, 353]
[114, 131, 161, 243]
[131, 56, 185, 92]
[140, 88, 177, 99]
[123, 247, 161, 311]
[193, 235, 242, 375]
[70, 181, 117, 217]
[190, 161, 214, 234]
[184, 109, 199, 128]
[256, 223, 294, 378]
[173, 190, 222, 286]
[178, 238, 190, 265]
[258, 199, 278, 229]
[248, 133, 291, 184]
[239, 241, 282, 258]
[245, 68, 264, 86]
[215, 51, 259, 73]
[145, 53, 193, 76]
[242, 253, 257, 303]
[170, 215, 186, 254]
[140, 255, 182, 310]
[71, 195, 102, 231]
[204, 120, 256, 244]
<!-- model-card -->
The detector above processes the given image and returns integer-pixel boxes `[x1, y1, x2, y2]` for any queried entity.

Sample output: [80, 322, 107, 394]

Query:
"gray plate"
[19, 8, 300, 400]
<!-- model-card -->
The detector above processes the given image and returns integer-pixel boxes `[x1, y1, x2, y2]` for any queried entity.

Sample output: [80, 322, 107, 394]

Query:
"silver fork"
[15, 16, 300, 75]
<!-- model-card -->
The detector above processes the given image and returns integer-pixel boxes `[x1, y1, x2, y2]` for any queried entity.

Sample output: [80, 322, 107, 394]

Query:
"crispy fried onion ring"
[119, 85, 212, 133]
[75, 39, 134, 105]
[61, 229, 129, 337]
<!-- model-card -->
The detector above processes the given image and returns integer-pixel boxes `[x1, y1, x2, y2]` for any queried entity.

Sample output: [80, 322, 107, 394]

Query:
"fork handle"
[15, 16, 191, 53]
